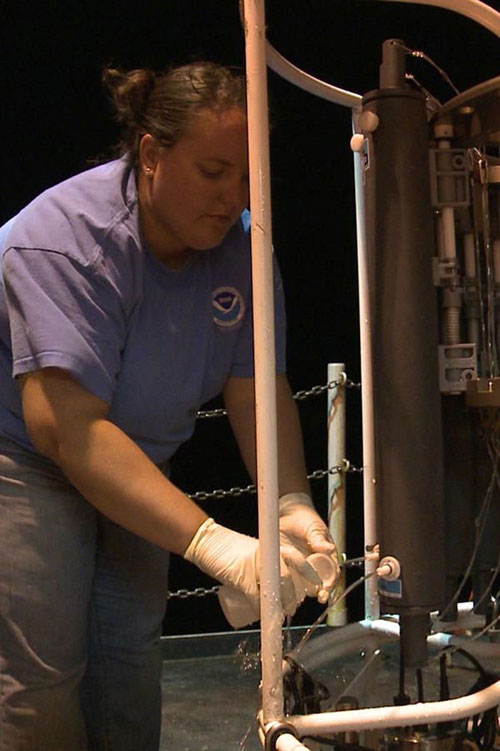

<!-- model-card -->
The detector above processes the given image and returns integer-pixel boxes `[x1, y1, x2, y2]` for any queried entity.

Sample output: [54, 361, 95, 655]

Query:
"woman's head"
[104, 62, 249, 266]
[103, 62, 246, 166]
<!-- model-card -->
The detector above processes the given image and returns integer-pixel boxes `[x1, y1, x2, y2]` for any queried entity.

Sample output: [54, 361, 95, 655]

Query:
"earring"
[145, 167, 153, 177]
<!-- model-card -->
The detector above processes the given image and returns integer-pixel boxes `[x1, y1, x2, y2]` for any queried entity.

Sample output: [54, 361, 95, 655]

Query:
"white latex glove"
[279, 492, 340, 603]
[183, 517, 321, 627]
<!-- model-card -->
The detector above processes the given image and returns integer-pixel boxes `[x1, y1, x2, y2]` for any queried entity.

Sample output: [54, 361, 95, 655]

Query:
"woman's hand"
[183, 517, 321, 626]
[279, 492, 340, 603]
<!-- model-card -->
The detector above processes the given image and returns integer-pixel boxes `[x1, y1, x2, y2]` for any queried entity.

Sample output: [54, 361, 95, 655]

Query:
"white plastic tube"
[352, 113, 379, 620]
[276, 733, 312, 751]
[260, 723, 314, 751]
[378, 0, 500, 38]
[439, 209, 457, 261]
[266, 42, 362, 108]
[290, 611, 500, 672]
[428, 631, 500, 658]
[327, 363, 347, 626]
[243, 0, 284, 724]
[290, 679, 500, 735]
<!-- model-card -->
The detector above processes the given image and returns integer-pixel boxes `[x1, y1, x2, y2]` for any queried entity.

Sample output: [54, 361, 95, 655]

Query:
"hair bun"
[101, 62, 246, 166]
[102, 66, 156, 128]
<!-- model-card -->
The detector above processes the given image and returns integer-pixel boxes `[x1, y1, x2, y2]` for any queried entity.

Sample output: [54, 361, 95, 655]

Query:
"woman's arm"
[222, 372, 311, 496]
[20, 367, 208, 554]
[20, 366, 321, 621]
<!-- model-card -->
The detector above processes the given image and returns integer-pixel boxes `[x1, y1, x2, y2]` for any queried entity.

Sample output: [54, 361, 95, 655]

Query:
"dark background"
[1, 1, 498, 634]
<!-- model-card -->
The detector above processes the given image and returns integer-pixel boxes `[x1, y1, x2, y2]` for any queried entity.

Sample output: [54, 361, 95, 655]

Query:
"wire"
[327, 649, 383, 711]
[394, 655, 411, 706]
[473, 551, 500, 615]
[466, 609, 500, 644]
[392, 40, 460, 95]
[290, 572, 376, 660]
[342, 555, 368, 569]
[405, 73, 442, 111]
[440, 653, 450, 700]
[416, 667, 425, 703]
[470, 432, 500, 614]
[436, 646, 499, 750]
[439, 440, 497, 619]
[445, 645, 489, 677]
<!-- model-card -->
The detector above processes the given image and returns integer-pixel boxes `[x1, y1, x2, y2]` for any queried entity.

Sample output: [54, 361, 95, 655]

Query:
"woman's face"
[139, 107, 249, 267]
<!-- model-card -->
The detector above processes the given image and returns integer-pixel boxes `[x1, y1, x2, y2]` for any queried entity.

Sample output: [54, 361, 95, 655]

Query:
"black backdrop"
[1, 1, 498, 634]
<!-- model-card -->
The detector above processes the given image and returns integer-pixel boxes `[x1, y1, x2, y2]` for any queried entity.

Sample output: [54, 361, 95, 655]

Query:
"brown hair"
[102, 62, 246, 165]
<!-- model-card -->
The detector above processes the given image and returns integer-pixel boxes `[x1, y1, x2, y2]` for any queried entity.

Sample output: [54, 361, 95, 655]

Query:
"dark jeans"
[0, 437, 170, 751]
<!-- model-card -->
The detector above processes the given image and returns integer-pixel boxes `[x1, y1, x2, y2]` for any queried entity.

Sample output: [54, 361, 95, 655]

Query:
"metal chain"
[167, 585, 220, 600]
[167, 556, 367, 601]
[175, 377, 363, 601]
[196, 376, 361, 419]
[189, 482, 257, 502]
[196, 407, 228, 419]
[343, 557, 366, 569]
[293, 375, 360, 401]
[188, 462, 362, 502]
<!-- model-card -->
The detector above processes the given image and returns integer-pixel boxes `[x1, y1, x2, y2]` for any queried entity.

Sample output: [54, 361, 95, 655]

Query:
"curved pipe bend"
[379, 0, 500, 39]
[264, 0, 499, 111]
[265, 42, 362, 109]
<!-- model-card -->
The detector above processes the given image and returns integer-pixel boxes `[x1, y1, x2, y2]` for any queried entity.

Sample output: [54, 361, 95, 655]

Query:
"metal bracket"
[438, 343, 477, 393]
[429, 147, 470, 208]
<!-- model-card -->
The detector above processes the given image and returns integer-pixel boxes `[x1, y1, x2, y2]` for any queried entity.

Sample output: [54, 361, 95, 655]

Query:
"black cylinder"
[362, 73, 447, 627]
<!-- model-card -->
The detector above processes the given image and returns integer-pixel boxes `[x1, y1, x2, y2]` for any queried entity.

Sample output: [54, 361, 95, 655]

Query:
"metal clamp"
[265, 722, 301, 751]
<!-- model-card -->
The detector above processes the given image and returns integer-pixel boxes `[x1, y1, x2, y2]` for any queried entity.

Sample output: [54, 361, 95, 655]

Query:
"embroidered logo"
[212, 287, 245, 328]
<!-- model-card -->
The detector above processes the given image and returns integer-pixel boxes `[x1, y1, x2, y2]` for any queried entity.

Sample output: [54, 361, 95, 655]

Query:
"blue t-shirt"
[0, 159, 286, 463]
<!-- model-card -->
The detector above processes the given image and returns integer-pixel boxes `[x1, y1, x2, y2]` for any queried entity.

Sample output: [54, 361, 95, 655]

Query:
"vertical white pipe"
[440, 208, 457, 260]
[243, 0, 284, 724]
[352, 117, 379, 620]
[437, 140, 457, 262]
[327, 362, 347, 626]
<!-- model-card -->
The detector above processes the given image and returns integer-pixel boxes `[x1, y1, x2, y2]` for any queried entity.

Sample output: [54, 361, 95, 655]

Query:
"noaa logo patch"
[212, 287, 245, 328]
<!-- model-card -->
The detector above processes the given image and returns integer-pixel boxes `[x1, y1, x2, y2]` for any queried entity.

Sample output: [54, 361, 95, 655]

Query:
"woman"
[0, 62, 338, 750]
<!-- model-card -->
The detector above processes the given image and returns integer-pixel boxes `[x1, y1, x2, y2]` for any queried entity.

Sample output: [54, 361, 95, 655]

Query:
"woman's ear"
[139, 134, 160, 178]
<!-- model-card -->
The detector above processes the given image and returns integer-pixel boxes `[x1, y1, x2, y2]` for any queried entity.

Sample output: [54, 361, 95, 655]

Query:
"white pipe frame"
[276, 734, 312, 751]
[246, 0, 500, 746]
[380, 0, 500, 38]
[352, 117, 380, 620]
[243, 0, 284, 724]
[277, 618, 500, 746]
[327, 363, 348, 626]
[289, 680, 500, 736]
[266, 43, 361, 108]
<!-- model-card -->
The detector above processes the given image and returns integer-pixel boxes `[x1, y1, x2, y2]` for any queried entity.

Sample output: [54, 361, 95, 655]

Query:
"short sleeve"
[230, 252, 287, 377]
[3, 246, 128, 403]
